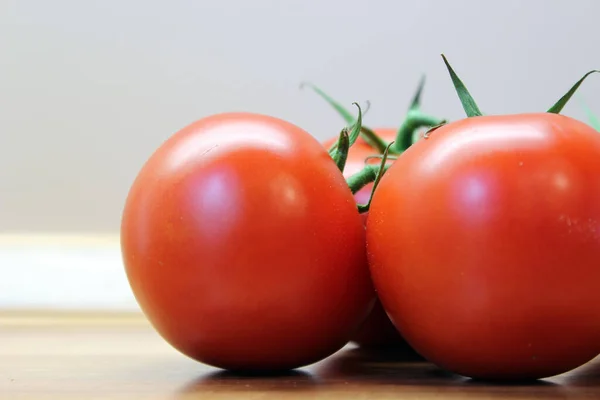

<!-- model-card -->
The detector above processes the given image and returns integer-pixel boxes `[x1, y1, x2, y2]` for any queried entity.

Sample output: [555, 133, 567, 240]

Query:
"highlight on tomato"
[120, 111, 377, 371]
[367, 55, 600, 381]
[304, 79, 444, 353]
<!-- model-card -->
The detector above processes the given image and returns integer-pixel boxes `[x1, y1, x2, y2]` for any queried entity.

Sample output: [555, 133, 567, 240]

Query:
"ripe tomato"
[367, 112, 600, 380]
[121, 112, 375, 371]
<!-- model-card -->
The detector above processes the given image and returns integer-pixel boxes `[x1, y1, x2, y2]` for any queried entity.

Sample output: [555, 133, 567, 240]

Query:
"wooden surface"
[1, 311, 600, 399]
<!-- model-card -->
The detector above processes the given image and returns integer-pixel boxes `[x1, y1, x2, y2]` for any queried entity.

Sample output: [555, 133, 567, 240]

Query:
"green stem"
[346, 146, 393, 197]
[347, 164, 382, 195]
[393, 111, 446, 153]
[390, 76, 446, 153]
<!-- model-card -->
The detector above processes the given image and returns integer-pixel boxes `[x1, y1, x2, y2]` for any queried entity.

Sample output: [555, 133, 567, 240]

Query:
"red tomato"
[367, 113, 600, 380]
[323, 128, 419, 351]
[121, 112, 375, 371]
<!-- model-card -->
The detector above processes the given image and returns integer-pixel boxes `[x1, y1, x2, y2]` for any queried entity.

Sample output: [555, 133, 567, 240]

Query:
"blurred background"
[1, 0, 599, 311]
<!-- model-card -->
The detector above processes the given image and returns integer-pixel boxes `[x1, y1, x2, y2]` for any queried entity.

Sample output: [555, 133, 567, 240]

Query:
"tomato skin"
[121, 112, 375, 371]
[367, 113, 600, 380]
[323, 128, 419, 351]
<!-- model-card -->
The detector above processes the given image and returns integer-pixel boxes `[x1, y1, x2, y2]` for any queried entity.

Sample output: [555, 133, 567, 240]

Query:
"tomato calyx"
[441, 53, 599, 117]
[329, 102, 366, 173]
[301, 82, 390, 153]
[347, 142, 394, 213]
[301, 79, 445, 155]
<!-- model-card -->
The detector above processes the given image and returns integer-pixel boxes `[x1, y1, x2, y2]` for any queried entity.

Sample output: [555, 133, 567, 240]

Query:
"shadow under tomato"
[313, 346, 464, 386]
[179, 369, 318, 394]
[349, 344, 427, 363]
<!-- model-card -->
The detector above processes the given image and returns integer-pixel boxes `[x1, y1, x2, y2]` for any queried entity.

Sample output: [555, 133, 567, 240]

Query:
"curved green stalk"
[393, 112, 446, 153]
[390, 76, 446, 153]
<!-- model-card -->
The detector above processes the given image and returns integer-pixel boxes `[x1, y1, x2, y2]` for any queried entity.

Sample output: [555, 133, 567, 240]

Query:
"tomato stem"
[441, 54, 484, 118]
[388, 76, 446, 153]
[547, 70, 599, 114]
[347, 165, 381, 195]
[356, 142, 394, 213]
[346, 142, 393, 207]
[392, 111, 447, 153]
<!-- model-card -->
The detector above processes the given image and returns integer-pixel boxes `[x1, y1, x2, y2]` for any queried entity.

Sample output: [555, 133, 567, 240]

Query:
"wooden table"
[1, 311, 599, 399]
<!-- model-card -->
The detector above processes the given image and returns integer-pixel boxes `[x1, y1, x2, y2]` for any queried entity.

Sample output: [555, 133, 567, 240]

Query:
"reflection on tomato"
[367, 113, 600, 380]
[121, 112, 375, 371]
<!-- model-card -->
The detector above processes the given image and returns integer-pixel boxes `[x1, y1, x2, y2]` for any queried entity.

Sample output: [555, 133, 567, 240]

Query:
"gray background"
[2, 0, 600, 233]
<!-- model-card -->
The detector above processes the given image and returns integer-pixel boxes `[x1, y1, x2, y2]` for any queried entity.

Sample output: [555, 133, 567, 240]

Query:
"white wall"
[1, 1, 600, 309]
[2, 0, 599, 234]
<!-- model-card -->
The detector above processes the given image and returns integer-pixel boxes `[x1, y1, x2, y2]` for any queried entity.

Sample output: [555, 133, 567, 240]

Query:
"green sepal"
[301, 82, 355, 125]
[328, 103, 363, 156]
[547, 70, 599, 114]
[332, 129, 350, 172]
[302, 83, 392, 153]
[441, 54, 483, 118]
[409, 74, 426, 111]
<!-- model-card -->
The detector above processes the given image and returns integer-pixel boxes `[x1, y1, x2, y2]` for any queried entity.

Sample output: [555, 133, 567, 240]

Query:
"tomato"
[367, 112, 600, 380]
[121, 112, 375, 371]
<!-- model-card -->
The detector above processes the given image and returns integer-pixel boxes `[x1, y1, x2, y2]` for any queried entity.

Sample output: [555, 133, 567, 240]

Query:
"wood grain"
[1, 311, 599, 399]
